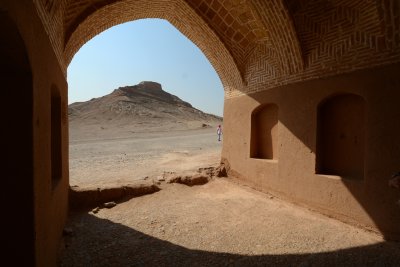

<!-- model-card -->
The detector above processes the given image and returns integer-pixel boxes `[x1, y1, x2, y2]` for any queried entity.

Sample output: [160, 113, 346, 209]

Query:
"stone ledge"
[69, 180, 160, 210]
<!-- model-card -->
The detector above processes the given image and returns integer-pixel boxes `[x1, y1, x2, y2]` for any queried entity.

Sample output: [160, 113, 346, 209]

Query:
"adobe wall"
[222, 63, 400, 240]
[1, 1, 69, 266]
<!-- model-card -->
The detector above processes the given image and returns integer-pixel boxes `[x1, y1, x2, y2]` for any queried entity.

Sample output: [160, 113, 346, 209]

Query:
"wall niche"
[316, 94, 365, 180]
[250, 103, 279, 160]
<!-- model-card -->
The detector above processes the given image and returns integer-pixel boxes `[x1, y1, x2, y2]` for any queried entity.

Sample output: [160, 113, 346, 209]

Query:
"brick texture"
[32, 0, 400, 99]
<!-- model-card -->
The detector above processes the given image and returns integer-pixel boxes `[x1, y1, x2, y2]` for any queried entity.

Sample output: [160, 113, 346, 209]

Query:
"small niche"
[316, 94, 365, 179]
[250, 104, 279, 160]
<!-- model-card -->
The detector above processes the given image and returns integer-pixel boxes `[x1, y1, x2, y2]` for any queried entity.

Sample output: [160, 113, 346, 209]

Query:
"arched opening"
[0, 10, 34, 264]
[316, 94, 365, 179]
[250, 104, 279, 160]
[63, 0, 243, 95]
[68, 19, 224, 187]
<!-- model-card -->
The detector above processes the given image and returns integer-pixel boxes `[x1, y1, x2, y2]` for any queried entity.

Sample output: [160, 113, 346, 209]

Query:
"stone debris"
[69, 167, 229, 210]
[166, 175, 181, 184]
[104, 202, 117, 208]
[167, 173, 209, 186]
[198, 167, 215, 176]
[181, 174, 209, 186]
[69, 180, 160, 210]
[214, 165, 227, 177]
[198, 163, 228, 178]
[164, 164, 231, 186]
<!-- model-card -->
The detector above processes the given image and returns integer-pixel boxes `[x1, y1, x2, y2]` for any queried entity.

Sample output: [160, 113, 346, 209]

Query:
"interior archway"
[0, 10, 34, 265]
[63, 0, 244, 95]
[67, 19, 224, 187]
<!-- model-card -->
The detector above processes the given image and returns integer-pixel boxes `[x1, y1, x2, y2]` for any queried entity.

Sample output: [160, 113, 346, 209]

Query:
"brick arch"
[249, 0, 304, 75]
[63, 0, 244, 94]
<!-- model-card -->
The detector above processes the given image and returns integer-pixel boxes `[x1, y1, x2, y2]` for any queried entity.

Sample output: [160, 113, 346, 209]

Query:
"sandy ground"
[66, 127, 400, 266]
[69, 128, 222, 187]
[60, 178, 400, 266]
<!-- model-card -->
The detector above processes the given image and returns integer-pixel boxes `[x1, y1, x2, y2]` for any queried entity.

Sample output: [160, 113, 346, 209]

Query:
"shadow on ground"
[59, 212, 400, 267]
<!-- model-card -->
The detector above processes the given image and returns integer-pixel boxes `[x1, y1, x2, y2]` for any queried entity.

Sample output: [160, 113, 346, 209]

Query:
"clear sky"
[67, 19, 224, 116]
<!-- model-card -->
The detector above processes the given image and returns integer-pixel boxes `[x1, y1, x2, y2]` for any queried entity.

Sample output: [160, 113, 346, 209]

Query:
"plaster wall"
[0, 1, 69, 266]
[222, 63, 400, 240]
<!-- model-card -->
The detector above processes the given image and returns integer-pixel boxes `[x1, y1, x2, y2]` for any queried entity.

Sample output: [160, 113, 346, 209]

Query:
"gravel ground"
[69, 128, 222, 187]
[59, 178, 400, 267]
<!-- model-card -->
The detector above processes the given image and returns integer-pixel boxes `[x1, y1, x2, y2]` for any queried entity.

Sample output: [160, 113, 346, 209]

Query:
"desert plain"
[69, 127, 222, 187]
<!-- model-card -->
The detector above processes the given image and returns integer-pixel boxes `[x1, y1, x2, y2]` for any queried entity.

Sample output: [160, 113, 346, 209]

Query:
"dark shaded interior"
[51, 85, 62, 187]
[317, 94, 365, 179]
[0, 9, 35, 265]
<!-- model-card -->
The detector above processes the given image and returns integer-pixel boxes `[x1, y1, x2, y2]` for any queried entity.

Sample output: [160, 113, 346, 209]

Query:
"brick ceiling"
[38, 0, 399, 96]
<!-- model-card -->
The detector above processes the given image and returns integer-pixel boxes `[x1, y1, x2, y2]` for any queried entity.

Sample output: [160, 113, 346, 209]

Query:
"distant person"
[217, 125, 222, 141]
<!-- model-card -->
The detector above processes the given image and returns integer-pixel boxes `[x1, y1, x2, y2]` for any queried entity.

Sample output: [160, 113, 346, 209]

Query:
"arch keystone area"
[63, 0, 245, 96]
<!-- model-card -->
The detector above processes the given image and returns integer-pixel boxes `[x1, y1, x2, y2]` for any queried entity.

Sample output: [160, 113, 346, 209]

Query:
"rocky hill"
[69, 81, 222, 139]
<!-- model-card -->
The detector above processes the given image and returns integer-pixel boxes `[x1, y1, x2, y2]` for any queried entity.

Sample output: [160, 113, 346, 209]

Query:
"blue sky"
[67, 19, 224, 116]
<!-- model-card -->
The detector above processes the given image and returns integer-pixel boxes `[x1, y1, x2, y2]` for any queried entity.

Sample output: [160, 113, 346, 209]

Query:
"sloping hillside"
[69, 81, 222, 139]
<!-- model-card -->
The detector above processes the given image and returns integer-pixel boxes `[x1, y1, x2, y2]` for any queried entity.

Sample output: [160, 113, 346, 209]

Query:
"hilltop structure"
[69, 81, 222, 139]
[1, 1, 399, 266]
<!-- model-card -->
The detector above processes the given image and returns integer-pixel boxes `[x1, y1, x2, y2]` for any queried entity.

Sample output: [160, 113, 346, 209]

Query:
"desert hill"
[69, 81, 222, 139]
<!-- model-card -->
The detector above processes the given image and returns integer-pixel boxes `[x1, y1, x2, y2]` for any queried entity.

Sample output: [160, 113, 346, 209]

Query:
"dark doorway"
[0, 10, 35, 265]
[316, 94, 365, 179]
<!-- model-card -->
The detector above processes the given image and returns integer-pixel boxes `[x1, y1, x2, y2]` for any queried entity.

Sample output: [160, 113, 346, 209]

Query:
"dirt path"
[60, 178, 400, 267]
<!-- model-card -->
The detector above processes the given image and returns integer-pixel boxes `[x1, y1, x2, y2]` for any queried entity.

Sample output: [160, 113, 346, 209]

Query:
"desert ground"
[69, 127, 222, 187]
[65, 126, 400, 266]
[61, 178, 400, 266]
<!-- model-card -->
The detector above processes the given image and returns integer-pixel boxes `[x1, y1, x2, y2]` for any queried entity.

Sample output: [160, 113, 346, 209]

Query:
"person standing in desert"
[217, 125, 222, 141]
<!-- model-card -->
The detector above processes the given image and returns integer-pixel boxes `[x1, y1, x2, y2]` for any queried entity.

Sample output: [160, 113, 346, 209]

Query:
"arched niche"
[316, 94, 366, 179]
[250, 104, 279, 160]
